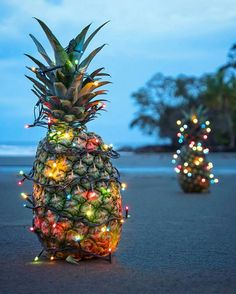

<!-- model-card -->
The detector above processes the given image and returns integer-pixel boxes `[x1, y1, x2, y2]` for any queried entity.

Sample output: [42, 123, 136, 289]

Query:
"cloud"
[1, 0, 236, 40]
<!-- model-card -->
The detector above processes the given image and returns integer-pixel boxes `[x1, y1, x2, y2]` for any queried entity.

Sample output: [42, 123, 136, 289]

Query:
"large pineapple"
[172, 107, 219, 193]
[22, 18, 123, 261]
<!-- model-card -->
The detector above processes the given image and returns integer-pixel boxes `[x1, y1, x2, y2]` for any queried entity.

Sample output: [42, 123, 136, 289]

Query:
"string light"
[121, 183, 127, 191]
[172, 113, 218, 192]
[21, 192, 28, 200]
[176, 120, 181, 125]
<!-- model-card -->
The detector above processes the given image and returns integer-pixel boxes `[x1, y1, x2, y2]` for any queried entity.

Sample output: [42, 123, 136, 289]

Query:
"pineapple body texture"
[33, 125, 122, 258]
[177, 146, 210, 193]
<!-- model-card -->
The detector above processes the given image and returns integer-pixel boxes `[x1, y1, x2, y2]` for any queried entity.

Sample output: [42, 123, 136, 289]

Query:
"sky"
[0, 0, 236, 147]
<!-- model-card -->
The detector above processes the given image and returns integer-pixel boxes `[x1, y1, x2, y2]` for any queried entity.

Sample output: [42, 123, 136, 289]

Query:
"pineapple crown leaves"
[182, 105, 208, 124]
[25, 18, 111, 126]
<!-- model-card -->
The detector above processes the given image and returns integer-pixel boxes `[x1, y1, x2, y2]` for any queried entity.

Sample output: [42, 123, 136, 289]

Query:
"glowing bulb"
[184, 162, 188, 167]
[50, 256, 54, 261]
[24, 124, 30, 129]
[94, 81, 99, 86]
[176, 149, 181, 154]
[120, 219, 124, 223]
[187, 172, 192, 177]
[86, 210, 93, 217]
[29, 226, 34, 232]
[205, 121, 210, 125]
[53, 162, 57, 167]
[52, 223, 56, 228]
[21, 192, 28, 200]
[203, 148, 209, 154]
[201, 178, 206, 183]
[31, 67, 37, 72]
[49, 172, 53, 177]
[66, 194, 72, 200]
[199, 157, 203, 162]
[203, 135, 208, 139]
[209, 174, 214, 178]
[121, 183, 127, 191]
[206, 128, 211, 133]
[172, 159, 176, 164]
[74, 235, 82, 242]
[18, 181, 23, 186]
[175, 167, 180, 173]
[101, 226, 106, 232]
[103, 144, 109, 150]
[214, 178, 219, 183]
[183, 124, 188, 129]
[64, 133, 70, 139]
[19, 170, 24, 175]
[180, 127, 184, 132]
[108, 248, 112, 252]
[74, 59, 78, 65]
[176, 120, 181, 125]
[173, 154, 178, 159]
[208, 162, 213, 168]
[183, 169, 188, 174]
[34, 256, 39, 262]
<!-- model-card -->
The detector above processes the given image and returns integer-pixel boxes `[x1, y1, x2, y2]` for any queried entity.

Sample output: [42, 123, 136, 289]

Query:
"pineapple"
[172, 107, 218, 193]
[23, 18, 123, 261]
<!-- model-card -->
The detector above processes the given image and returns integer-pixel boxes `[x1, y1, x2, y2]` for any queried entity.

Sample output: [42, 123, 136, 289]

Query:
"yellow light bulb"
[121, 183, 127, 190]
[94, 81, 99, 86]
[21, 193, 28, 200]
[101, 226, 106, 232]
[86, 210, 93, 217]
[176, 120, 181, 125]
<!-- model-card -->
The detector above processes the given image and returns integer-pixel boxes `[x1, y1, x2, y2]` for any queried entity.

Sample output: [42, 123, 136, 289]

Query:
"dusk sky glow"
[1, 0, 236, 146]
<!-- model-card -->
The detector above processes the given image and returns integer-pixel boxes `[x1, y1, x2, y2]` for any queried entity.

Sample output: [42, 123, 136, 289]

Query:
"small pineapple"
[24, 18, 123, 261]
[172, 107, 218, 193]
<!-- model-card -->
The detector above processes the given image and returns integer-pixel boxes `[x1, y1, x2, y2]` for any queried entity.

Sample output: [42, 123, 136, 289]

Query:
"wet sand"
[0, 153, 236, 293]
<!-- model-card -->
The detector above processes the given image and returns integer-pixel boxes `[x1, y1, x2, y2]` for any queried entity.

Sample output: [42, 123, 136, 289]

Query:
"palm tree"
[200, 70, 236, 148]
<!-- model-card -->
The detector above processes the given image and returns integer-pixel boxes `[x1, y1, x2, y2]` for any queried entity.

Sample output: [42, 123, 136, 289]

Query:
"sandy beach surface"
[0, 153, 236, 294]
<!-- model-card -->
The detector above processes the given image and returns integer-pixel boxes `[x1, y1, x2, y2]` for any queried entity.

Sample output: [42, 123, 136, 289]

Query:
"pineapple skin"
[32, 125, 123, 259]
[178, 147, 210, 193]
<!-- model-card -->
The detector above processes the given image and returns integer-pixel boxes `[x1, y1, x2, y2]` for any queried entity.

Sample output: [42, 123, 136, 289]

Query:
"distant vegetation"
[130, 43, 236, 150]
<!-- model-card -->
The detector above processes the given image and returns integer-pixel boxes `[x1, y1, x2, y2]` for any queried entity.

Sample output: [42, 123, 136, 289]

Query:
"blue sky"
[0, 0, 236, 146]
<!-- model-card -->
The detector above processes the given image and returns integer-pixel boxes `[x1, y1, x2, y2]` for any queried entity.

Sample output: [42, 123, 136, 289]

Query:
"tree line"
[130, 43, 236, 149]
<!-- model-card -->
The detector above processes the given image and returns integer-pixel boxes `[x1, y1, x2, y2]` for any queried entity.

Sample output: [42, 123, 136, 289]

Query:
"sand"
[0, 153, 236, 293]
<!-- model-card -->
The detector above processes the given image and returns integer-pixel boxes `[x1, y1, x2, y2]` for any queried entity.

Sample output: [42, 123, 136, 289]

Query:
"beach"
[0, 153, 236, 293]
